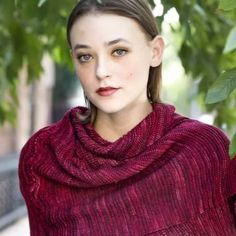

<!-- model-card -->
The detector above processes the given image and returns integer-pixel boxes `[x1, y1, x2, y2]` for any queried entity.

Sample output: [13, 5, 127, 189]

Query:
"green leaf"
[219, 0, 236, 11]
[38, 0, 47, 7]
[224, 26, 236, 53]
[229, 132, 236, 159]
[205, 67, 236, 104]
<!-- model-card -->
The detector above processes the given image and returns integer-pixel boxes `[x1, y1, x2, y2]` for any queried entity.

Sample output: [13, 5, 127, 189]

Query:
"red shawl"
[19, 103, 236, 235]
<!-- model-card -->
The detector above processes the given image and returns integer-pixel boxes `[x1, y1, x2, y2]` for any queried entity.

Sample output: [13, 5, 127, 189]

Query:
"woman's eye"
[113, 49, 127, 57]
[77, 54, 92, 62]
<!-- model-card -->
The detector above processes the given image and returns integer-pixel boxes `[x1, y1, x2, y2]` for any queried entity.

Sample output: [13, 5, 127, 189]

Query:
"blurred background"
[0, 0, 235, 235]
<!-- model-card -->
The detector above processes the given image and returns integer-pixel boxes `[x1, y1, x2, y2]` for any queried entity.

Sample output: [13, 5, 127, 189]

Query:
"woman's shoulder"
[18, 107, 83, 195]
[157, 103, 229, 149]
[19, 106, 82, 166]
[165, 112, 231, 175]
[168, 114, 235, 200]
[171, 112, 229, 151]
[21, 115, 66, 153]
[21, 106, 85, 152]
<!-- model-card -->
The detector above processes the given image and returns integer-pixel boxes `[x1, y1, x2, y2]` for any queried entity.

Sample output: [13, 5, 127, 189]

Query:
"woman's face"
[70, 13, 163, 115]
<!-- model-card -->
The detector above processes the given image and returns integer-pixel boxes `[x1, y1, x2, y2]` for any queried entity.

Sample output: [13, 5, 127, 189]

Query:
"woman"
[19, 0, 236, 235]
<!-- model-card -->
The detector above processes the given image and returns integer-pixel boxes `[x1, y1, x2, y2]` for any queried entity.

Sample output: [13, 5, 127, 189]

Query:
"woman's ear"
[150, 35, 165, 67]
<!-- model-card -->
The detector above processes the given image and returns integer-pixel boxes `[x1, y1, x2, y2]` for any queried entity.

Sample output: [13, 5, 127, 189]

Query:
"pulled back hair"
[67, 0, 162, 113]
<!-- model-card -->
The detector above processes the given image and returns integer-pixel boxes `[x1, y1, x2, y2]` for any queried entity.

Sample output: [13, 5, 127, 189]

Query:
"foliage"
[230, 132, 236, 159]
[205, 68, 236, 104]
[155, 0, 236, 127]
[0, 0, 76, 124]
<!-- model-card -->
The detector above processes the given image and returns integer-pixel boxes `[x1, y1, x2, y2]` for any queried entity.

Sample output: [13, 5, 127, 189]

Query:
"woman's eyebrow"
[106, 38, 131, 46]
[73, 38, 131, 51]
[73, 44, 91, 50]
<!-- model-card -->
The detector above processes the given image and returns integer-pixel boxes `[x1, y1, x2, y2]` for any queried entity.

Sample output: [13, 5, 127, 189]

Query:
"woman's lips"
[96, 87, 120, 96]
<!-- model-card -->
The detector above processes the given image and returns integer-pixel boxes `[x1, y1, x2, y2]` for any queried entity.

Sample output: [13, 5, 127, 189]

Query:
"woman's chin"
[93, 102, 126, 115]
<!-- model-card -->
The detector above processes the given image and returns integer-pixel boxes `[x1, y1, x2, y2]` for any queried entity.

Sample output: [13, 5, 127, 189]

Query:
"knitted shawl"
[19, 103, 236, 235]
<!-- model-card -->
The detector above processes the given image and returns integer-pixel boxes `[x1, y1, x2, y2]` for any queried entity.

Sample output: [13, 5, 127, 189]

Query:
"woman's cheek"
[126, 67, 136, 81]
[79, 77, 91, 89]
[118, 62, 135, 81]
[76, 68, 90, 86]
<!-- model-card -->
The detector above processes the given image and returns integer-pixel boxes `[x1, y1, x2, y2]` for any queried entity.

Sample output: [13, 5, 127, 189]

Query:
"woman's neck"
[93, 102, 153, 142]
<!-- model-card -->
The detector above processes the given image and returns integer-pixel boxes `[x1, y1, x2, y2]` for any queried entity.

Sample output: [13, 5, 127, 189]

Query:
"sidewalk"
[0, 216, 30, 236]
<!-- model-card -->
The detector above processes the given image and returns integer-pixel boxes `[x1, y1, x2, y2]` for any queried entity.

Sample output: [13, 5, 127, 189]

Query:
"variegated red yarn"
[19, 103, 236, 235]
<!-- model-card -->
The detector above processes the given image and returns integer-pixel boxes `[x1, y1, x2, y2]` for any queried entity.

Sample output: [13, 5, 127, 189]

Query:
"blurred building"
[0, 54, 55, 231]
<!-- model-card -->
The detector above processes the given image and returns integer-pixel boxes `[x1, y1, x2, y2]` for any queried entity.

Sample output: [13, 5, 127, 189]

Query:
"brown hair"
[67, 0, 162, 116]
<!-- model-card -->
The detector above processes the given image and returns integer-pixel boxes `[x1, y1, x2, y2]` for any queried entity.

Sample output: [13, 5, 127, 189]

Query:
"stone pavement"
[0, 216, 29, 236]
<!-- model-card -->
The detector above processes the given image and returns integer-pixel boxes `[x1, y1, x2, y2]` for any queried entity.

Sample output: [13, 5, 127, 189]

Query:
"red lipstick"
[96, 87, 119, 96]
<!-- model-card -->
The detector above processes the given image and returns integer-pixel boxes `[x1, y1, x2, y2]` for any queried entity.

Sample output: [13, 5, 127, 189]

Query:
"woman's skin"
[70, 13, 164, 141]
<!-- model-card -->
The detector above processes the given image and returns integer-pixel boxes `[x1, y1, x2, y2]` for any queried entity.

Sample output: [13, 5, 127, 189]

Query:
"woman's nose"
[95, 58, 111, 80]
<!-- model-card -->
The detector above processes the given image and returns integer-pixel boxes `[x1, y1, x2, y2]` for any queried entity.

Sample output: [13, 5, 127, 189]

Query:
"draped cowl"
[19, 103, 236, 235]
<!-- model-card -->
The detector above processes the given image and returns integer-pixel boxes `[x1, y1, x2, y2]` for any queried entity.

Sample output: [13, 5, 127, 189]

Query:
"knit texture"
[19, 103, 236, 235]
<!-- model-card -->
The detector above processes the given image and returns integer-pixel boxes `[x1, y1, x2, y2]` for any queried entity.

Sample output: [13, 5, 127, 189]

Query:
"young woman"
[19, 0, 236, 235]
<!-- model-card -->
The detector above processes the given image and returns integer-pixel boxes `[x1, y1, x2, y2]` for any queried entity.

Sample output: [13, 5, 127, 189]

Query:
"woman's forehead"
[70, 13, 148, 45]
[73, 13, 140, 30]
